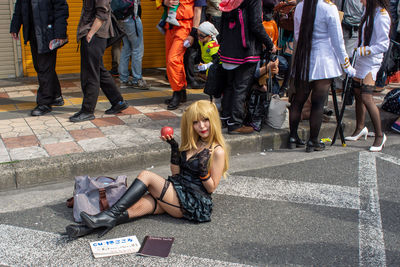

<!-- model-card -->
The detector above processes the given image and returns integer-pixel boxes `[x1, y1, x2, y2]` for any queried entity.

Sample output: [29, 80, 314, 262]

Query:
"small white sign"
[90, 235, 141, 258]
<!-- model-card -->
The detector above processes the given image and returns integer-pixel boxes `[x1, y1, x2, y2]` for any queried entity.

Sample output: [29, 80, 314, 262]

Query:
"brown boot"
[228, 126, 254, 135]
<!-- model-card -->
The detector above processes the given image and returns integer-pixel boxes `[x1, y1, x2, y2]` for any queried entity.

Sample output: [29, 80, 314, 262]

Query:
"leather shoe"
[306, 140, 326, 152]
[167, 91, 182, 110]
[288, 136, 306, 149]
[105, 101, 129, 114]
[165, 89, 186, 104]
[52, 96, 64, 106]
[31, 105, 52, 116]
[228, 125, 254, 135]
[69, 111, 95, 122]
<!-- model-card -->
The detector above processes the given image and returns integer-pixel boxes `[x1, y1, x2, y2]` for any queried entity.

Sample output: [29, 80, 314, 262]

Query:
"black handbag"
[107, 13, 126, 48]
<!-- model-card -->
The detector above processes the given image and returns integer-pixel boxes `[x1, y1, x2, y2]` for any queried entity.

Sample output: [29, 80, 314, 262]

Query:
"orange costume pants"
[165, 19, 193, 92]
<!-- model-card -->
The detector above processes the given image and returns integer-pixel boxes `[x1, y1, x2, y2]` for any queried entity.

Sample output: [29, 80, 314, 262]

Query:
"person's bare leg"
[136, 170, 183, 218]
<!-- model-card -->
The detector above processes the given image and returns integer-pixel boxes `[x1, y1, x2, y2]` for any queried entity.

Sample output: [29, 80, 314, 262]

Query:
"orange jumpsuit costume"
[165, 0, 195, 92]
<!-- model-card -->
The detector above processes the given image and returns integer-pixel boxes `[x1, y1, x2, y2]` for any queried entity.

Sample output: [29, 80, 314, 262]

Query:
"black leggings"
[289, 79, 331, 142]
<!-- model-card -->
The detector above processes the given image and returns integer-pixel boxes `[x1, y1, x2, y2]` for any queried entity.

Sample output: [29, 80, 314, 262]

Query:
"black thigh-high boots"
[65, 211, 130, 238]
[80, 178, 148, 236]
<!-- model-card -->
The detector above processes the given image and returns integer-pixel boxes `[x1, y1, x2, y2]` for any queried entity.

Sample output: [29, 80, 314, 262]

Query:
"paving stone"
[9, 146, 48, 161]
[100, 125, 134, 136]
[91, 117, 125, 127]
[0, 139, 10, 162]
[0, 93, 9, 98]
[2, 135, 39, 149]
[78, 137, 117, 152]
[7, 91, 35, 98]
[134, 104, 165, 113]
[69, 128, 105, 141]
[34, 128, 74, 145]
[106, 131, 147, 148]
[44, 141, 83, 156]
[145, 111, 177, 121]
[118, 113, 152, 125]
[116, 106, 141, 116]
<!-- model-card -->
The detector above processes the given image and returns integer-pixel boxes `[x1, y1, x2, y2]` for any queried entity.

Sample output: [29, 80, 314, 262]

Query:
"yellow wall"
[21, 0, 166, 77]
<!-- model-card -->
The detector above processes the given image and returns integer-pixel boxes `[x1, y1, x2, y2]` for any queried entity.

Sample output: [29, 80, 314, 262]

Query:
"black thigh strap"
[361, 84, 374, 94]
[157, 179, 180, 209]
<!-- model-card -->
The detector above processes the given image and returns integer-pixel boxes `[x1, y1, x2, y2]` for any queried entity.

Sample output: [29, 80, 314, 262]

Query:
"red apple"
[161, 126, 174, 138]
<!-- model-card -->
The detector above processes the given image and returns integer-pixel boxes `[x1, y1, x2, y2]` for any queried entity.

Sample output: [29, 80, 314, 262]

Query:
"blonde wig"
[180, 100, 229, 177]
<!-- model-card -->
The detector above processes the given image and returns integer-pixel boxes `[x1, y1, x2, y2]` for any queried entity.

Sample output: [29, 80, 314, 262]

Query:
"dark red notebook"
[137, 236, 174, 258]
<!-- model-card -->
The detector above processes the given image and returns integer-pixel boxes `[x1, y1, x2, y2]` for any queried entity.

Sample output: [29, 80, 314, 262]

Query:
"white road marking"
[358, 152, 386, 267]
[0, 224, 252, 267]
[216, 175, 360, 209]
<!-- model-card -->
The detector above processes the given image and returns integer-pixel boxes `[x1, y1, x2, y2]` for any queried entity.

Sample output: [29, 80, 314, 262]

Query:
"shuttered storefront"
[1, 0, 21, 78]
[18, 0, 165, 77]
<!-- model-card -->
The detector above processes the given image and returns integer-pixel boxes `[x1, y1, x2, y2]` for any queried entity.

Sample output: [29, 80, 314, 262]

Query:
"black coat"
[10, 0, 69, 54]
[219, 0, 273, 65]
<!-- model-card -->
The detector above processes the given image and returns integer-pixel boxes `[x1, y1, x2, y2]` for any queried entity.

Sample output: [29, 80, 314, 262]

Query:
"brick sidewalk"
[0, 69, 208, 163]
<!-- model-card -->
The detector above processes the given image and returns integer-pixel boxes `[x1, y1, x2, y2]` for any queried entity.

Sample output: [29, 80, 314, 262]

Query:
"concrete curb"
[0, 109, 397, 191]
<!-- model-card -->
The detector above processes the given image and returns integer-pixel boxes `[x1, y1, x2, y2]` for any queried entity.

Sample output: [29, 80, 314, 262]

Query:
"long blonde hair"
[180, 100, 229, 177]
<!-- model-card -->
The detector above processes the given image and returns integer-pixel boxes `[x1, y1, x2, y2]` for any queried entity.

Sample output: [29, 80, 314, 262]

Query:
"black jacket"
[219, 0, 273, 65]
[10, 0, 69, 54]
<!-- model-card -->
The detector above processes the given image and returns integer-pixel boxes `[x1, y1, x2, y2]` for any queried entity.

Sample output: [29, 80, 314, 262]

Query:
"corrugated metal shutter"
[19, 0, 165, 77]
[1, 0, 20, 78]
[141, 1, 165, 68]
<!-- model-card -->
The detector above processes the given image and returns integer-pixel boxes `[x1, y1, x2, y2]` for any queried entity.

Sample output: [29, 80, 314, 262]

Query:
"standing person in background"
[110, 40, 121, 77]
[206, 0, 222, 32]
[289, 0, 356, 152]
[10, 0, 69, 116]
[118, 0, 150, 90]
[163, 0, 207, 110]
[334, 0, 364, 90]
[71, 0, 129, 122]
[345, 0, 391, 152]
[219, 0, 276, 135]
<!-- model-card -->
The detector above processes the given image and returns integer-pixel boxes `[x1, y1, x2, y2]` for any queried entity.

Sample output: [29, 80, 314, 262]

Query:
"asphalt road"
[1, 134, 400, 266]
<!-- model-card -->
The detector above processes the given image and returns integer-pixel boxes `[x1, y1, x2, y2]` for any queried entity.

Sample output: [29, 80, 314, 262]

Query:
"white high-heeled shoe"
[369, 134, 387, 152]
[345, 127, 368, 141]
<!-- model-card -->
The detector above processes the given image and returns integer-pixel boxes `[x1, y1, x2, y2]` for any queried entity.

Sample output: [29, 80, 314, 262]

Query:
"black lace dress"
[168, 149, 213, 222]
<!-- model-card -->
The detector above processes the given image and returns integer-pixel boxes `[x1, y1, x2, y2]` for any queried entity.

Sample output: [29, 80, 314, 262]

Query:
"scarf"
[219, 0, 244, 12]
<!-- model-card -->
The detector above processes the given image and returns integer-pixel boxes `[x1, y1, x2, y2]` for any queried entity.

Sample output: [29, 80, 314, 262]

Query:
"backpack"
[381, 88, 400, 115]
[66, 175, 128, 222]
[273, 2, 296, 31]
[111, 0, 135, 20]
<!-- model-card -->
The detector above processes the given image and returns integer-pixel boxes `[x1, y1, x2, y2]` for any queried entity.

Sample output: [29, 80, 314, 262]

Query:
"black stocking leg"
[309, 79, 331, 142]
[352, 80, 367, 136]
[360, 85, 383, 146]
[289, 82, 311, 139]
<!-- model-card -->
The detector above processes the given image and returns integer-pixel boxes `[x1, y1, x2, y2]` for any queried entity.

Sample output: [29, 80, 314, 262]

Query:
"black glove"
[198, 148, 211, 178]
[167, 138, 180, 165]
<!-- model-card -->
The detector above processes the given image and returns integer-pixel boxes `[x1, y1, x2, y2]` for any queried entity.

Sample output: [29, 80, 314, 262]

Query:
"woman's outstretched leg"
[128, 170, 183, 219]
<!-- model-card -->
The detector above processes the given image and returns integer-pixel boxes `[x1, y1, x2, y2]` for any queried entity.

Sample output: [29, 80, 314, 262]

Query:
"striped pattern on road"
[0, 224, 252, 267]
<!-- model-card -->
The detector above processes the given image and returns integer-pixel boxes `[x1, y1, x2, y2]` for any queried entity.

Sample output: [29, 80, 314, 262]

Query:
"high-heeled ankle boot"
[66, 211, 129, 238]
[80, 179, 147, 236]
